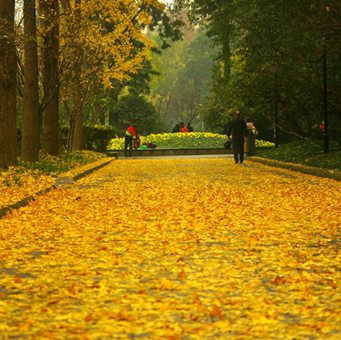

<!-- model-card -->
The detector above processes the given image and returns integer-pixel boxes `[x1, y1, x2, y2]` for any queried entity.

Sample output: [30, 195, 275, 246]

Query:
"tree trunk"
[70, 0, 83, 151]
[72, 82, 83, 151]
[67, 118, 75, 153]
[40, 0, 60, 156]
[109, 92, 119, 127]
[109, 110, 118, 127]
[99, 111, 105, 125]
[0, 0, 18, 167]
[21, 0, 40, 162]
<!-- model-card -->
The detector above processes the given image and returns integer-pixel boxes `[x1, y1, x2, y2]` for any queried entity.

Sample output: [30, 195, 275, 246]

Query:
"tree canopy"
[172, 0, 341, 143]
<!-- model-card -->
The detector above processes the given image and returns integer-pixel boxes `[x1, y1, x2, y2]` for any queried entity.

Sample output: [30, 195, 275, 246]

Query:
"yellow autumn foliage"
[0, 154, 110, 209]
[58, 0, 165, 89]
[1, 158, 341, 339]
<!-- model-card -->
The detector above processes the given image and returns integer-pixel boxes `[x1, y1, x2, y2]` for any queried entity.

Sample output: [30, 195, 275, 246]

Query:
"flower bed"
[108, 132, 275, 150]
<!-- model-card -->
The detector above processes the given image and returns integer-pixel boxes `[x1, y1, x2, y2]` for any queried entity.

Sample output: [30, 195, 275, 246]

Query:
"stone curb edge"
[71, 159, 113, 182]
[247, 157, 341, 181]
[0, 159, 114, 219]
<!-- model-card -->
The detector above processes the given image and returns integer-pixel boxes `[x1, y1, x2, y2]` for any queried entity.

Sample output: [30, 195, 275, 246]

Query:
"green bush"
[61, 125, 116, 153]
[83, 125, 116, 152]
[256, 139, 341, 171]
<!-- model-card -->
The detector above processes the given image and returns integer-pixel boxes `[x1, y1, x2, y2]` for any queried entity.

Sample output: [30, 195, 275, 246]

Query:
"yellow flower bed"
[108, 132, 275, 150]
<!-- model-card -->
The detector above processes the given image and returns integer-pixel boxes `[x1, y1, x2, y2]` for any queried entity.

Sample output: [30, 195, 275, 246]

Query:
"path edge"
[0, 159, 114, 219]
[247, 157, 341, 181]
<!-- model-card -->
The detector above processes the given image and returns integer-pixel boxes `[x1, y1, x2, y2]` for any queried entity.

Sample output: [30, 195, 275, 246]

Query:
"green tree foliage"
[150, 26, 217, 131]
[112, 94, 159, 136]
[91, 7, 183, 130]
[172, 0, 341, 142]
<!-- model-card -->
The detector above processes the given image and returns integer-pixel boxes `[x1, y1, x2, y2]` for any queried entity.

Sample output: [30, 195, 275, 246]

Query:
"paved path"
[0, 157, 340, 340]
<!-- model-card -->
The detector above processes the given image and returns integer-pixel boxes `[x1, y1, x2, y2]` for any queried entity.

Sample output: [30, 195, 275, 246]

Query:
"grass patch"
[256, 139, 341, 171]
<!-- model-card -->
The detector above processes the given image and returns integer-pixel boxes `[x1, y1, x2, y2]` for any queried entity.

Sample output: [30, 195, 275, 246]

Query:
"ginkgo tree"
[57, 0, 167, 152]
[1, 0, 170, 166]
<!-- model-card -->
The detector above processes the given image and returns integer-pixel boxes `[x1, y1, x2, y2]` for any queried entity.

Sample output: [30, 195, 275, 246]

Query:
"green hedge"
[16, 125, 116, 154]
[61, 124, 116, 153]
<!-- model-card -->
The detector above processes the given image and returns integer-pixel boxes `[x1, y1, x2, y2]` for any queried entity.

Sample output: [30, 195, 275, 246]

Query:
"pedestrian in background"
[172, 124, 181, 133]
[134, 129, 141, 150]
[180, 122, 188, 132]
[320, 120, 325, 134]
[226, 111, 249, 164]
[187, 122, 193, 132]
[245, 117, 258, 136]
[245, 117, 258, 156]
[124, 124, 138, 157]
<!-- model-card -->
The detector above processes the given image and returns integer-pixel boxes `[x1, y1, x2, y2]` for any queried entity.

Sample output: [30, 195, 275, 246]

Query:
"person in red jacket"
[180, 122, 188, 132]
[125, 124, 138, 157]
[320, 121, 325, 134]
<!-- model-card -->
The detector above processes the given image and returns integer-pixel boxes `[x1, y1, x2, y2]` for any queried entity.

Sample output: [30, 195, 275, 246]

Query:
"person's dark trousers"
[232, 138, 245, 163]
[124, 135, 133, 157]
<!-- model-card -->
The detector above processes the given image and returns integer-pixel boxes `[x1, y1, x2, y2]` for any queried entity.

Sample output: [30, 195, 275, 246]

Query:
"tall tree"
[0, 0, 18, 166]
[172, 0, 341, 141]
[58, 0, 169, 152]
[40, 0, 60, 155]
[105, 5, 183, 132]
[70, 0, 83, 151]
[21, 0, 40, 162]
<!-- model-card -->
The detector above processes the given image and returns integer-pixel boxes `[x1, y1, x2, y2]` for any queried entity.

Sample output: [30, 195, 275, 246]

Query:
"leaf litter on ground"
[0, 158, 341, 339]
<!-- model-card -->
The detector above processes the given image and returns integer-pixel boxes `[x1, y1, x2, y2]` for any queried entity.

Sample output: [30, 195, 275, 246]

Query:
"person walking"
[226, 111, 249, 164]
[124, 124, 138, 157]
[187, 122, 193, 132]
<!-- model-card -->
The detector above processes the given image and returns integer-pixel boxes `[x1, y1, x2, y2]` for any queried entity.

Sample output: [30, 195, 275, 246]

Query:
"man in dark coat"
[226, 111, 249, 164]
[171, 124, 181, 133]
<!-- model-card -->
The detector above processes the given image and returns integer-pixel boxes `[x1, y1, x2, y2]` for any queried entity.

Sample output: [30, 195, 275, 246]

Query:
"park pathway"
[1, 157, 341, 340]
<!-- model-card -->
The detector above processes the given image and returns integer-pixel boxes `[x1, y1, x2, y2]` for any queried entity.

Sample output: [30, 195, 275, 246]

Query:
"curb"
[247, 157, 341, 181]
[107, 147, 271, 158]
[0, 159, 114, 219]
[71, 159, 113, 182]
[0, 185, 57, 220]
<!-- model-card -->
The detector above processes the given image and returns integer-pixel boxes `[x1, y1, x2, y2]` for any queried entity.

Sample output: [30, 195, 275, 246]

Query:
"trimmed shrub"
[61, 125, 116, 153]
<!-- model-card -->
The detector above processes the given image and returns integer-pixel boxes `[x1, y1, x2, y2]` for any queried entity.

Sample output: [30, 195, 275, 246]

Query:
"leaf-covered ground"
[0, 155, 110, 209]
[1, 158, 341, 339]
